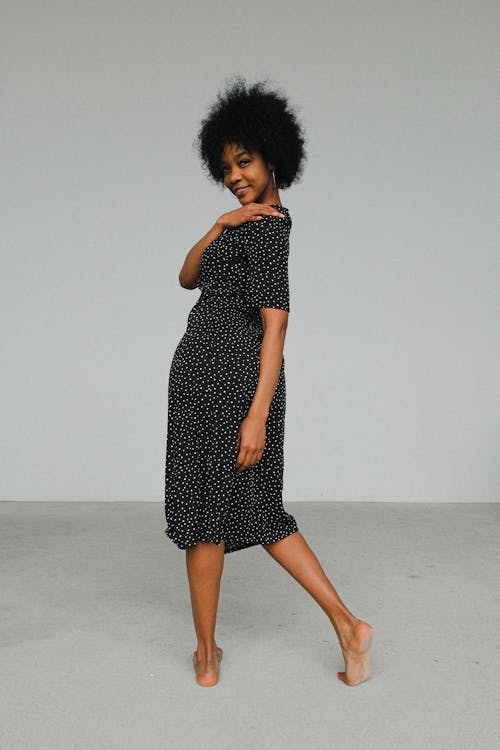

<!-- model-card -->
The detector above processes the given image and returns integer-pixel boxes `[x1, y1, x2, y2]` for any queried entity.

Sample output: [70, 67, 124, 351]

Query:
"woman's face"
[220, 142, 279, 206]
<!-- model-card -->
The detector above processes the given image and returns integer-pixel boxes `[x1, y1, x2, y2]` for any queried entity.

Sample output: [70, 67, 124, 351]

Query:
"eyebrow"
[220, 150, 250, 166]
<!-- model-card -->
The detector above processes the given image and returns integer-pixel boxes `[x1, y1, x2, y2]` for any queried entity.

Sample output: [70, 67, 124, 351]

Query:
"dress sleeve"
[244, 216, 291, 312]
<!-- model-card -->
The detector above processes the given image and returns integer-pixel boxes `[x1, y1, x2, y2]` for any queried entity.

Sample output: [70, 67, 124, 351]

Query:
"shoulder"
[241, 213, 291, 244]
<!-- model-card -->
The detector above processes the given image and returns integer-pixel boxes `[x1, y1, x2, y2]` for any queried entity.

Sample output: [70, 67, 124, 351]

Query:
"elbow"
[178, 273, 196, 289]
[261, 322, 288, 343]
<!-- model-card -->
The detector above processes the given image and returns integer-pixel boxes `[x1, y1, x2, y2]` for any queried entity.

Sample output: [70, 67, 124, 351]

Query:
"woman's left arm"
[235, 310, 288, 473]
[247, 309, 288, 422]
[235, 215, 291, 473]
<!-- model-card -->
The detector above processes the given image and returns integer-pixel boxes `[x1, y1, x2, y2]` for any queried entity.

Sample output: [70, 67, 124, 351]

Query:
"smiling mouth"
[234, 186, 250, 195]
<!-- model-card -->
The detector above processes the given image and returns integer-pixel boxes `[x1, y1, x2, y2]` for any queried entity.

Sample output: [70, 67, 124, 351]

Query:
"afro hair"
[194, 75, 307, 190]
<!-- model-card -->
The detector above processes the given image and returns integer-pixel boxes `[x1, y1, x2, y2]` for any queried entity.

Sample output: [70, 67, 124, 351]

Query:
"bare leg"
[185, 539, 225, 687]
[262, 531, 373, 685]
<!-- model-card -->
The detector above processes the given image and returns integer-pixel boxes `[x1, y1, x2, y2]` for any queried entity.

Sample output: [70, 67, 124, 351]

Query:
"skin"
[180, 141, 373, 687]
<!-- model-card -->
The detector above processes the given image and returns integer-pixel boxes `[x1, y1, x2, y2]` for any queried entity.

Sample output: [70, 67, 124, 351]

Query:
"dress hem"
[164, 523, 299, 555]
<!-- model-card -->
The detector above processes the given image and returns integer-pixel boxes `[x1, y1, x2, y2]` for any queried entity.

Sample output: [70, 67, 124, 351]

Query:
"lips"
[234, 186, 250, 195]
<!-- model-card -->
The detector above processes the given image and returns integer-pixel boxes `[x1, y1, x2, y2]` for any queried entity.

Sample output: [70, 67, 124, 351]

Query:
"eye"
[220, 159, 250, 175]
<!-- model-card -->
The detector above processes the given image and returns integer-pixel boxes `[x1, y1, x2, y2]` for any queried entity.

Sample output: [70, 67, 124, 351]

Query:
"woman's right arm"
[178, 221, 225, 289]
[178, 204, 285, 289]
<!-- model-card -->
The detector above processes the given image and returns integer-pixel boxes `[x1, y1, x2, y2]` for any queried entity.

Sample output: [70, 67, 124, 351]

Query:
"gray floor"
[1, 501, 499, 750]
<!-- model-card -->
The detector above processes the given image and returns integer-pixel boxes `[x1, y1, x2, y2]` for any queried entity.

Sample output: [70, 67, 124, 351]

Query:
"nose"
[228, 167, 243, 185]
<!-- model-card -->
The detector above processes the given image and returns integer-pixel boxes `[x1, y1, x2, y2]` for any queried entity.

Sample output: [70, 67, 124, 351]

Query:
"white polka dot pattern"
[245, 212, 290, 311]
[164, 204, 298, 554]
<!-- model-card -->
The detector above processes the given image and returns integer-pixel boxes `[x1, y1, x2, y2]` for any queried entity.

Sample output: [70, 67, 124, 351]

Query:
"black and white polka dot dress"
[164, 204, 299, 554]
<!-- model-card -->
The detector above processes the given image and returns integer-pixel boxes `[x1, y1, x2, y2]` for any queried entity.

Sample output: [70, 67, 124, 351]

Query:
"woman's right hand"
[215, 202, 285, 230]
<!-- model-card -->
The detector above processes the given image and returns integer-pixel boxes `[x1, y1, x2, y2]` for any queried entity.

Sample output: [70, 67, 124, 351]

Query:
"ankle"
[328, 608, 358, 634]
[195, 640, 218, 658]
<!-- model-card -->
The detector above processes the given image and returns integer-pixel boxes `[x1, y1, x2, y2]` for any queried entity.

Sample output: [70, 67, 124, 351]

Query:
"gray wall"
[1, 1, 499, 502]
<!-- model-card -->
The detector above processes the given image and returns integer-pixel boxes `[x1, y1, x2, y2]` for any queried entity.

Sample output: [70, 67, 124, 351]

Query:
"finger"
[257, 203, 285, 216]
[250, 449, 264, 466]
[249, 211, 283, 221]
[235, 447, 249, 471]
[236, 446, 256, 471]
[238, 449, 262, 470]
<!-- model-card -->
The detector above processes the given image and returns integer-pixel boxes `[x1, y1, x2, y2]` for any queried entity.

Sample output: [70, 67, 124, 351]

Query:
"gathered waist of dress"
[192, 290, 251, 314]
[186, 291, 262, 333]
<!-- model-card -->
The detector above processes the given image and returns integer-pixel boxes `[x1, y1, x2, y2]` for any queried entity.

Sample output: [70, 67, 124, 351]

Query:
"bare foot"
[192, 646, 223, 687]
[337, 620, 373, 686]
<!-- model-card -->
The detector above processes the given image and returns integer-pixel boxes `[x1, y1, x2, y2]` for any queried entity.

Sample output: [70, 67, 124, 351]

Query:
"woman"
[164, 76, 373, 688]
